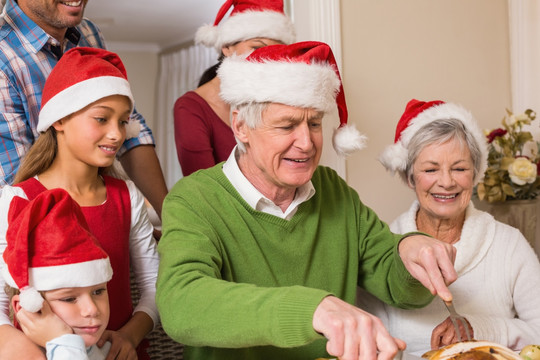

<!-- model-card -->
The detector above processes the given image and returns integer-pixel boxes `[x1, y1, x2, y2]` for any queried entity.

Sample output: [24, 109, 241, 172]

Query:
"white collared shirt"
[222, 147, 315, 220]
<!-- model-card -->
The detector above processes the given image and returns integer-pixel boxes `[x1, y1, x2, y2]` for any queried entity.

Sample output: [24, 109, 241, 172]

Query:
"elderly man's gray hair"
[233, 102, 269, 153]
[405, 118, 483, 186]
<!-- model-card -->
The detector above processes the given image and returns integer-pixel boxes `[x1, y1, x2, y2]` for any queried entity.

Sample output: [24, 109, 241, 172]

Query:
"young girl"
[4, 189, 115, 359]
[0, 47, 159, 360]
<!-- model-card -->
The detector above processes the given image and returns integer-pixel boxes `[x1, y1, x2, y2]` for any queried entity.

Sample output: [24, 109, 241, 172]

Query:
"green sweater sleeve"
[355, 200, 434, 308]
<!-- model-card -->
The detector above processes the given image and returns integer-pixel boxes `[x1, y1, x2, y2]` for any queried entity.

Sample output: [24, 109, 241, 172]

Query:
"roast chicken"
[315, 341, 539, 360]
[422, 341, 523, 360]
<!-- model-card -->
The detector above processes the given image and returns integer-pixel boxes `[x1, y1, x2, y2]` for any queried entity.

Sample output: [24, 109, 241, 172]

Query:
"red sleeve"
[174, 92, 220, 176]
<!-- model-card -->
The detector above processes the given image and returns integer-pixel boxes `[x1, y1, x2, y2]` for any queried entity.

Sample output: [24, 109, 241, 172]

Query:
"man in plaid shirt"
[0, 0, 167, 219]
[0, 0, 167, 357]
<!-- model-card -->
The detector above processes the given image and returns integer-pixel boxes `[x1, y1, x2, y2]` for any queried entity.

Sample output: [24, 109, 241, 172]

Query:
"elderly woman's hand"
[398, 235, 457, 301]
[430, 316, 473, 349]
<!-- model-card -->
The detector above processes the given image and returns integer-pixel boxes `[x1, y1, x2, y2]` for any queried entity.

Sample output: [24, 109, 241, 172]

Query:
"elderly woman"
[358, 99, 540, 353]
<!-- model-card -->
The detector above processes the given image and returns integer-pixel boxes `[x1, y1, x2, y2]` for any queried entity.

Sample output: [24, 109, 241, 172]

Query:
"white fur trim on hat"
[379, 140, 408, 175]
[19, 286, 44, 313]
[195, 24, 219, 49]
[2, 258, 113, 293]
[38, 76, 134, 133]
[333, 124, 368, 156]
[218, 56, 340, 112]
[379, 102, 488, 184]
[196, 10, 296, 51]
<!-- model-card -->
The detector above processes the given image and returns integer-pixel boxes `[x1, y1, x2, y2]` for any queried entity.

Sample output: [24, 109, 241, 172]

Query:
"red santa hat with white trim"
[218, 41, 367, 156]
[379, 99, 488, 184]
[196, 0, 296, 51]
[1, 189, 113, 313]
[38, 47, 139, 138]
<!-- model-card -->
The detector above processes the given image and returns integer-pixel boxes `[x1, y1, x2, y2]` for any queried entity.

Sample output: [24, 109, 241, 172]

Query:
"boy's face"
[44, 283, 110, 347]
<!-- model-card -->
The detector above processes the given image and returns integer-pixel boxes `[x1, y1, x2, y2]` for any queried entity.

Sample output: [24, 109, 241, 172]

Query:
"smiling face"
[18, 0, 88, 40]
[53, 95, 132, 170]
[234, 103, 323, 200]
[411, 138, 475, 222]
[44, 283, 110, 347]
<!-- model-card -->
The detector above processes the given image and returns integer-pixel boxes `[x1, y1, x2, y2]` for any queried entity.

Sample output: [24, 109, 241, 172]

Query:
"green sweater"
[157, 164, 433, 360]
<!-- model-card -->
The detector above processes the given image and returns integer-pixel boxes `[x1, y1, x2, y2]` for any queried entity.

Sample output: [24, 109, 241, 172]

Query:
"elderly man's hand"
[313, 296, 405, 360]
[398, 235, 457, 301]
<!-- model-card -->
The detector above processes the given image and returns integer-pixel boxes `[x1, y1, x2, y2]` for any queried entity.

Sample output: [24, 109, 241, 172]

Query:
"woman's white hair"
[405, 118, 484, 186]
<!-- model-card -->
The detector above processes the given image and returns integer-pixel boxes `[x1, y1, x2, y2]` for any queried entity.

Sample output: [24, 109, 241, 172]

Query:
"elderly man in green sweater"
[156, 41, 457, 360]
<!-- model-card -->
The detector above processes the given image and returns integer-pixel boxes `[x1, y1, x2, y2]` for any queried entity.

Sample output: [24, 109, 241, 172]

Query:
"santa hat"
[2, 189, 113, 313]
[379, 99, 488, 183]
[218, 41, 367, 156]
[196, 0, 296, 52]
[37, 47, 136, 136]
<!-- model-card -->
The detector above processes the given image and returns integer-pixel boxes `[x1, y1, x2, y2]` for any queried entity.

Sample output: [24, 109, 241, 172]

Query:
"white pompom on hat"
[195, 0, 296, 52]
[218, 40, 367, 156]
[379, 99, 488, 184]
[37, 47, 135, 134]
[1, 189, 113, 313]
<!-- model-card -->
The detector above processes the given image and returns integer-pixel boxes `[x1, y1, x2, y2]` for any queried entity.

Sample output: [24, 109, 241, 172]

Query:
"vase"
[472, 197, 540, 258]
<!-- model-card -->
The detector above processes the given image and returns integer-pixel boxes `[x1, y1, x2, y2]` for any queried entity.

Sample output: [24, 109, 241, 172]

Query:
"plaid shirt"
[0, 0, 155, 186]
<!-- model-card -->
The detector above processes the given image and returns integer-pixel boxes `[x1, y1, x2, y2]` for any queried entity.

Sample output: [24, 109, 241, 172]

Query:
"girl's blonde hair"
[14, 126, 122, 184]
[14, 129, 57, 184]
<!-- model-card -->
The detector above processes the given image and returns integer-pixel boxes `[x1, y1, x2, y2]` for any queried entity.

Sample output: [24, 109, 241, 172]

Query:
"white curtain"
[155, 44, 218, 188]
[289, 0, 346, 178]
[508, 0, 540, 114]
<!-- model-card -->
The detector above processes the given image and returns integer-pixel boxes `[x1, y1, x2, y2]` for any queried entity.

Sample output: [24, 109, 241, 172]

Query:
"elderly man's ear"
[231, 110, 249, 143]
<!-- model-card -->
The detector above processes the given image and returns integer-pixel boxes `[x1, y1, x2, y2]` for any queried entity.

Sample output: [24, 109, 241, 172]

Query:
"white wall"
[508, 0, 540, 114]
[341, 0, 512, 222]
[115, 50, 159, 133]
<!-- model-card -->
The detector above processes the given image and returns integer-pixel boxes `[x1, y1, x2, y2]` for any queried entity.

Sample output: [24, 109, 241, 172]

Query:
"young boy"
[2, 189, 113, 359]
